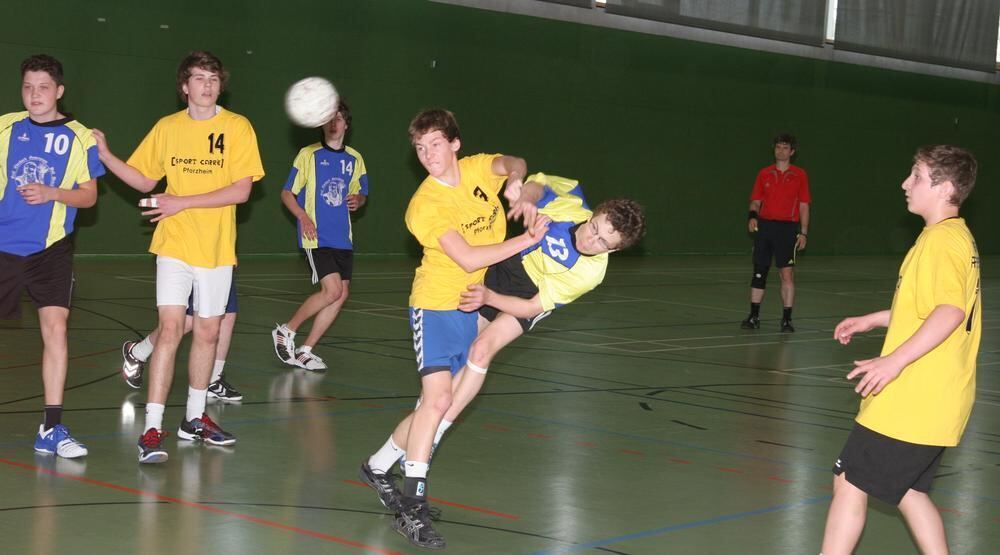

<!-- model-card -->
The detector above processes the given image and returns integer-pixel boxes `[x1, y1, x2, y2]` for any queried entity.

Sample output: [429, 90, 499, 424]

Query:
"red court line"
[1, 458, 401, 555]
[344, 480, 520, 521]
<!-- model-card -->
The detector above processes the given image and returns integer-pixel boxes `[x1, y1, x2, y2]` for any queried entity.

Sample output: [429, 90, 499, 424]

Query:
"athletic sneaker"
[34, 424, 88, 458]
[392, 501, 446, 550]
[207, 373, 243, 402]
[359, 462, 403, 511]
[137, 428, 169, 464]
[293, 348, 328, 372]
[121, 340, 144, 389]
[740, 315, 760, 329]
[177, 413, 236, 446]
[780, 319, 795, 333]
[272, 324, 297, 365]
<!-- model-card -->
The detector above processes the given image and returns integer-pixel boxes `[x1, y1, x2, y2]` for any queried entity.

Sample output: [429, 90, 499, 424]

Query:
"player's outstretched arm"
[846, 305, 964, 397]
[17, 179, 97, 208]
[144, 177, 252, 223]
[459, 284, 543, 319]
[833, 310, 890, 344]
[91, 129, 158, 193]
[280, 189, 317, 240]
[507, 181, 544, 228]
[438, 215, 550, 273]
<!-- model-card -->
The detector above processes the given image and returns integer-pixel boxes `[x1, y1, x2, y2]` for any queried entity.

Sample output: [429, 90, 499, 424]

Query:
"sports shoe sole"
[177, 427, 237, 446]
[138, 449, 168, 464]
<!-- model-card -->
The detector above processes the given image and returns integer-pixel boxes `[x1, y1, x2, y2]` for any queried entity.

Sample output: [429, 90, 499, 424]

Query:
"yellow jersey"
[406, 153, 506, 309]
[857, 218, 981, 446]
[128, 108, 264, 268]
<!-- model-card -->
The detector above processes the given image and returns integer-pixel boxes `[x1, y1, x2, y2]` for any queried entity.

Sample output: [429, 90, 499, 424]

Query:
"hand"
[846, 355, 904, 397]
[748, 218, 758, 233]
[16, 183, 57, 205]
[833, 315, 875, 345]
[346, 194, 366, 211]
[503, 174, 524, 204]
[796, 233, 807, 251]
[91, 129, 111, 160]
[508, 197, 539, 230]
[298, 214, 317, 240]
[522, 214, 550, 242]
[141, 193, 186, 222]
[458, 284, 489, 312]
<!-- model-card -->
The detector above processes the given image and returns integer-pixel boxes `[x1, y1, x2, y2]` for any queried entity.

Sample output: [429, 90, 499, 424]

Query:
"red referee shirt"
[750, 163, 811, 222]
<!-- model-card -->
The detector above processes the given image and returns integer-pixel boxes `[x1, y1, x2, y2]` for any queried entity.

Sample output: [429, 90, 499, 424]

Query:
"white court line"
[242, 294, 409, 322]
[597, 292, 747, 315]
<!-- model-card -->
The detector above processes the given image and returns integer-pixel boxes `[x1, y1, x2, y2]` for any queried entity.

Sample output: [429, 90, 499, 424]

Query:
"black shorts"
[0, 235, 75, 320]
[832, 422, 945, 506]
[306, 247, 353, 283]
[480, 255, 551, 332]
[753, 219, 798, 268]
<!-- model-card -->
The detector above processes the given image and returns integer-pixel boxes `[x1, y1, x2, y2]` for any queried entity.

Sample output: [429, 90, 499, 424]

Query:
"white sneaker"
[272, 324, 297, 365]
[294, 347, 328, 372]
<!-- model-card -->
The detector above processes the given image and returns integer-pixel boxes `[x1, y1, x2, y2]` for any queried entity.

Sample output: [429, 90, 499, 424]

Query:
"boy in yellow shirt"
[821, 145, 981, 554]
[93, 51, 264, 464]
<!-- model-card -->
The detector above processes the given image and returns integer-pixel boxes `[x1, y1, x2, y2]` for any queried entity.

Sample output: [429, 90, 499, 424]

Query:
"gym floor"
[0, 255, 997, 554]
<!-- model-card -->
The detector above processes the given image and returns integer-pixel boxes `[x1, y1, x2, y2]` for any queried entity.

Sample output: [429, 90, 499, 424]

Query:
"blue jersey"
[519, 173, 608, 311]
[283, 142, 368, 250]
[0, 112, 105, 256]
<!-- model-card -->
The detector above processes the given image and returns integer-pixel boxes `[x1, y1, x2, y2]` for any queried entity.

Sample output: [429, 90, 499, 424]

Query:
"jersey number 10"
[43, 133, 70, 156]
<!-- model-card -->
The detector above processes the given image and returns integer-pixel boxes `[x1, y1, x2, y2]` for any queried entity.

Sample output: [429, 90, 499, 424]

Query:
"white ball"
[284, 77, 339, 128]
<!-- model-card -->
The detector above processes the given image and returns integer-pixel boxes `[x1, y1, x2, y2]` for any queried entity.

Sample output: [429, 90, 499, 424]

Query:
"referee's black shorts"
[753, 219, 798, 268]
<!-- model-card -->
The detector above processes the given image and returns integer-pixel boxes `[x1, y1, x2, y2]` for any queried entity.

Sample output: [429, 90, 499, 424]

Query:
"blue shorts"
[410, 307, 478, 377]
[186, 273, 238, 316]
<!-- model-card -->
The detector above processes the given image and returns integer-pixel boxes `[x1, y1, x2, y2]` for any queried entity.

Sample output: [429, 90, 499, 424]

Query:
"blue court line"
[528, 494, 832, 555]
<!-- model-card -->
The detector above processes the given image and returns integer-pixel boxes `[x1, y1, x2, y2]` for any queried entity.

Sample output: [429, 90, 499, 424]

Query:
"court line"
[0, 458, 402, 555]
[527, 494, 832, 554]
[343, 480, 520, 520]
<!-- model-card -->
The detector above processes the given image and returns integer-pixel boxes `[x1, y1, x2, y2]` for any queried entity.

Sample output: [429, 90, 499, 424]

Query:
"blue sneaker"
[138, 428, 168, 464]
[34, 424, 88, 458]
[177, 414, 236, 446]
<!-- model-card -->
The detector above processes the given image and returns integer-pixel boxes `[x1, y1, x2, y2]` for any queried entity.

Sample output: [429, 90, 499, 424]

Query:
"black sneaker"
[780, 319, 795, 333]
[177, 413, 236, 446]
[740, 315, 760, 329]
[359, 462, 402, 511]
[392, 501, 446, 550]
[208, 373, 243, 402]
[121, 341, 144, 389]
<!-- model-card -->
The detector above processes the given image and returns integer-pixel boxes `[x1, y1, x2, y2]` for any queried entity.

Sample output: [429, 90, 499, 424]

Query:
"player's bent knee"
[751, 265, 769, 289]
[467, 360, 488, 375]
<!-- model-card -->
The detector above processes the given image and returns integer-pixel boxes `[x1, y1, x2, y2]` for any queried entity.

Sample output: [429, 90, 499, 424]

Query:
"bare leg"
[405, 372, 452, 464]
[445, 314, 524, 421]
[287, 273, 344, 333]
[215, 312, 236, 360]
[188, 315, 222, 390]
[38, 307, 70, 405]
[821, 473, 868, 555]
[898, 489, 949, 555]
[147, 306, 187, 405]
[779, 267, 795, 308]
[750, 287, 765, 304]
[302, 280, 349, 348]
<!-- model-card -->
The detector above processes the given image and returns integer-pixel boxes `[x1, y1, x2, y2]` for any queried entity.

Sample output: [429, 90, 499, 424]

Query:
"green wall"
[2, 0, 998, 256]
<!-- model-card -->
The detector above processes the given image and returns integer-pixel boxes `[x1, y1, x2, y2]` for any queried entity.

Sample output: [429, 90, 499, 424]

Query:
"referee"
[742, 133, 811, 332]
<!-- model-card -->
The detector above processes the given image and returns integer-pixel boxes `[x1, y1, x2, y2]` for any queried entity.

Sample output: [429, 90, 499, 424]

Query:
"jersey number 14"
[208, 133, 225, 154]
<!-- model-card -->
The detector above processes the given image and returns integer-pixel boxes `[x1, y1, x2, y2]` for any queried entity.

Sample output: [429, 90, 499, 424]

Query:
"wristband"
[798, 232, 807, 237]
[748, 210, 758, 220]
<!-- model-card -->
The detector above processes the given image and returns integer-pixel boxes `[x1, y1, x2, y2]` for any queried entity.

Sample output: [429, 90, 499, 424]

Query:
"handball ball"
[285, 77, 339, 128]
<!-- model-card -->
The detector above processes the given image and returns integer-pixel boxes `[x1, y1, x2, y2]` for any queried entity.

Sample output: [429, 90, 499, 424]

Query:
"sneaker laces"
[141, 428, 167, 447]
[200, 414, 223, 432]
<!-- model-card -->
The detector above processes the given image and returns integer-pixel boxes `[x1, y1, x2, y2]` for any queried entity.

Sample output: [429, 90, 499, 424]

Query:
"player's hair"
[409, 109, 460, 143]
[772, 133, 797, 151]
[176, 51, 229, 100]
[914, 145, 977, 206]
[21, 54, 64, 86]
[593, 198, 647, 250]
[337, 98, 352, 128]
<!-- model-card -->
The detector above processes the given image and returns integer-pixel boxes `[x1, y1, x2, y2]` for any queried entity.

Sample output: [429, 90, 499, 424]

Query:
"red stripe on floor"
[1, 458, 401, 555]
[344, 480, 520, 521]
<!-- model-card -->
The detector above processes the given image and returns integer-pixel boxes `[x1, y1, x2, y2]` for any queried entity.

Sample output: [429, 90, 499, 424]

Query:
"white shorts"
[155, 256, 233, 318]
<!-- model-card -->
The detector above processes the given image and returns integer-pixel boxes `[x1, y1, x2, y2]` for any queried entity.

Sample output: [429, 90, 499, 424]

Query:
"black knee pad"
[751, 265, 770, 289]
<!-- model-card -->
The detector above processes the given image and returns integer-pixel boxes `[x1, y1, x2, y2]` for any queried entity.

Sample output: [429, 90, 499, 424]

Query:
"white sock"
[404, 460, 429, 479]
[211, 360, 225, 382]
[297, 345, 312, 354]
[281, 322, 296, 336]
[186, 387, 208, 421]
[144, 403, 165, 431]
[132, 336, 155, 362]
[434, 420, 453, 445]
[369, 436, 405, 474]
